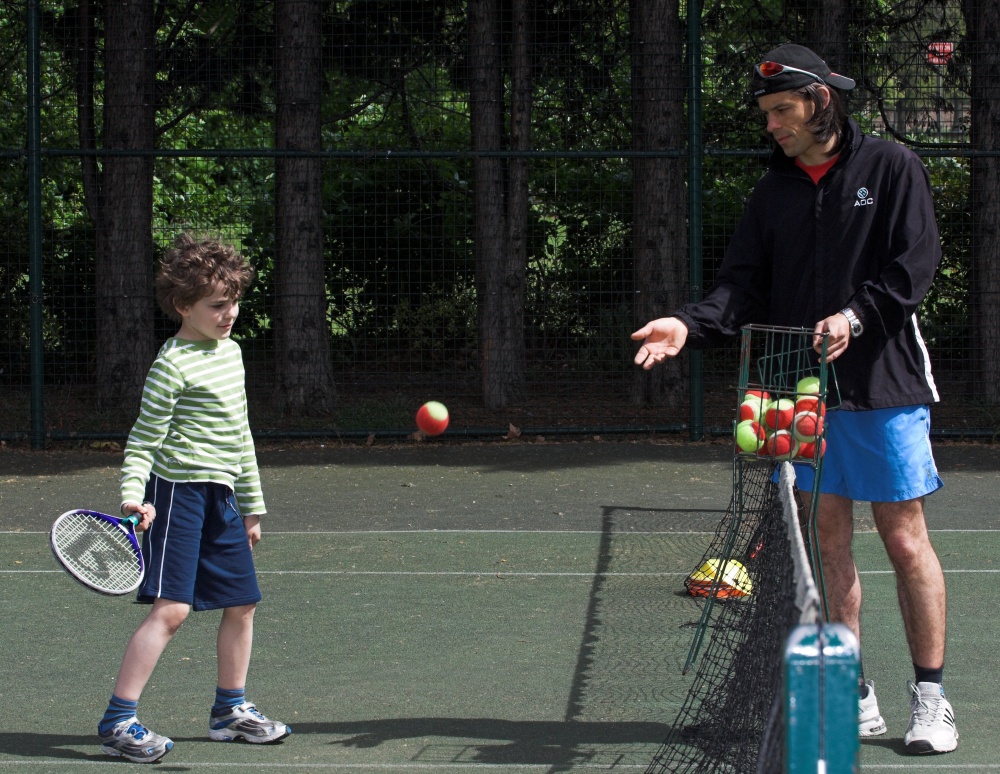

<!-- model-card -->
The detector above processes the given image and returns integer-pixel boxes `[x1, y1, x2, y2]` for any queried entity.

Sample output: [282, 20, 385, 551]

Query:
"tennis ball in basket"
[797, 438, 826, 459]
[738, 396, 767, 423]
[794, 394, 826, 417]
[796, 375, 821, 396]
[742, 389, 770, 404]
[416, 401, 449, 436]
[735, 419, 766, 453]
[792, 411, 824, 443]
[763, 398, 795, 431]
[763, 429, 798, 460]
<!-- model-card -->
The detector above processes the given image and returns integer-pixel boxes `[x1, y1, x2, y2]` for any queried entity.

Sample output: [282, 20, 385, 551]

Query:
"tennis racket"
[49, 509, 145, 595]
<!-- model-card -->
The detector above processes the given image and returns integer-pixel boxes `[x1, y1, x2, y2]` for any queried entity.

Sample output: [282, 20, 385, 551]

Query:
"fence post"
[26, 0, 45, 449]
[687, 0, 704, 441]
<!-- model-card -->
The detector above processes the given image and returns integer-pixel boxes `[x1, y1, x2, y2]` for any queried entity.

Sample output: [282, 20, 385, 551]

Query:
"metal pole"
[687, 0, 704, 441]
[27, 0, 45, 449]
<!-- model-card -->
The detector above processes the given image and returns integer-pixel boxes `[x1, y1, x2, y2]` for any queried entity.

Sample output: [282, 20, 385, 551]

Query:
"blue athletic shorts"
[137, 475, 262, 611]
[792, 405, 943, 502]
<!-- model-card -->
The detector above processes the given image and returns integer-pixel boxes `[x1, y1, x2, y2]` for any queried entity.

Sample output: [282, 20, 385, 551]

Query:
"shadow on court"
[1, 438, 997, 772]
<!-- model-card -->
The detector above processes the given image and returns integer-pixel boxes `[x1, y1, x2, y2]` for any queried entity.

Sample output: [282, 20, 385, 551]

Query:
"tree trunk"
[630, 0, 687, 407]
[469, 0, 528, 409]
[802, 0, 851, 77]
[962, 0, 1000, 402]
[274, 0, 336, 414]
[95, 0, 156, 413]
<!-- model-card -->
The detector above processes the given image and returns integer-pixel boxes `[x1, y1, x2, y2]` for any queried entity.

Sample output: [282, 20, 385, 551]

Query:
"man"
[632, 44, 957, 755]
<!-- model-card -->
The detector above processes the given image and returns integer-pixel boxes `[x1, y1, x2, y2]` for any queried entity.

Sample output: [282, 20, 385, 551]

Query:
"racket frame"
[49, 509, 145, 596]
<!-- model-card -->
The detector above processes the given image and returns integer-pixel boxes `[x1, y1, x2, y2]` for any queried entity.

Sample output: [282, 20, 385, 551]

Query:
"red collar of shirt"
[796, 154, 839, 184]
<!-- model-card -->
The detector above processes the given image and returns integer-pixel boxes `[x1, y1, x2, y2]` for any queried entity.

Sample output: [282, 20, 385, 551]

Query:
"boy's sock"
[98, 695, 139, 736]
[211, 687, 246, 717]
[914, 663, 944, 687]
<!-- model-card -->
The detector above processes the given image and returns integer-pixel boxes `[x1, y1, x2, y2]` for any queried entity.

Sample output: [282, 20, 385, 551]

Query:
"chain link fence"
[1, 1, 998, 445]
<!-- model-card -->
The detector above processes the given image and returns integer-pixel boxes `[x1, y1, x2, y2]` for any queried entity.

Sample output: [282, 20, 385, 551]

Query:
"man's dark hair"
[799, 84, 850, 156]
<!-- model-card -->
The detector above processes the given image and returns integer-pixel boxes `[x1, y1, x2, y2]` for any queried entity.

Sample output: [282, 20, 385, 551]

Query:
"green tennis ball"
[735, 419, 765, 453]
[796, 375, 821, 396]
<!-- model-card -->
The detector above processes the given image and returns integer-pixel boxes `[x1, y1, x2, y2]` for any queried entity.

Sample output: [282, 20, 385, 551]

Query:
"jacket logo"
[854, 187, 874, 207]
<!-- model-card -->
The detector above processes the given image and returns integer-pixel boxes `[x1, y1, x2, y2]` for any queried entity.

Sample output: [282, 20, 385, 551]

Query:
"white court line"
[5, 528, 1000, 535]
[0, 760, 994, 770]
[5, 569, 1000, 577]
[863, 767, 1000, 771]
[0, 529, 718, 536]
[0, 763, 651, 770]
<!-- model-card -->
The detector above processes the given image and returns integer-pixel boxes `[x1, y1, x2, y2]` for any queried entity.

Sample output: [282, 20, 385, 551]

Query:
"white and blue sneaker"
[904, 681, 958, 754]
[208, 702, 291, 743]
[858, 679, 887, 737]
[99, 717, 173, 763]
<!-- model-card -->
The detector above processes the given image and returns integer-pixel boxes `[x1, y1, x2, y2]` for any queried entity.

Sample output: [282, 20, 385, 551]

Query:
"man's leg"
[870, 497, 946, 668]
[871, 497, 956, 754]
[801, 490, 886, 736]
[802, 491, 861, 638]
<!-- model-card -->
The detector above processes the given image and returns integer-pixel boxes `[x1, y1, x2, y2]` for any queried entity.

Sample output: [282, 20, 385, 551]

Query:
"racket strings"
[52, 515, 143, 593]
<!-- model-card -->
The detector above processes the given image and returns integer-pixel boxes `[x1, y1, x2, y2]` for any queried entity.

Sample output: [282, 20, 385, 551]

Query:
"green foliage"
[0, 0, 990, 435]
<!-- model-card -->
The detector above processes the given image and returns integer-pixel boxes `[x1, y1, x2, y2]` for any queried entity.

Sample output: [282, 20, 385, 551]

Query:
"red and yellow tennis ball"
[415, 401, 449, 436]
[794, 394, 826, 418]
[796, 375, 821, 396]
[764, 398, 796, 432]
[735, 419, 766, 453]
[739, 394, 769, 423]
[762, 429, 798, 460]
[797, 438, 826, 459]
[792, 410, 824, 443]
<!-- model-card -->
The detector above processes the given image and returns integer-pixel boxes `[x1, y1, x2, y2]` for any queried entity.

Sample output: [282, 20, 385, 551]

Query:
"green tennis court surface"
[1, 440, 998, 772]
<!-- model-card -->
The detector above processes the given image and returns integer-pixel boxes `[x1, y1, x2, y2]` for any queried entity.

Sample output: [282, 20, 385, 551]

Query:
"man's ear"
[818, 84, 831, 110]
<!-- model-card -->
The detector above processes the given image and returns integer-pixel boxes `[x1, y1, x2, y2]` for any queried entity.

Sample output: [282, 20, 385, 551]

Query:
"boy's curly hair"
[156, 233, 254, 322]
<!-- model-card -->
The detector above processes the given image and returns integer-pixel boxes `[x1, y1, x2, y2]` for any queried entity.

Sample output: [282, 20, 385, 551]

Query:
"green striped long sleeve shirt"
[120, 337, 266, 516]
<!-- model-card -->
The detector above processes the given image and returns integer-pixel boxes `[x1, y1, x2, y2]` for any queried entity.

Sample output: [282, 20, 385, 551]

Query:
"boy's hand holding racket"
[121, 501, 156, 531]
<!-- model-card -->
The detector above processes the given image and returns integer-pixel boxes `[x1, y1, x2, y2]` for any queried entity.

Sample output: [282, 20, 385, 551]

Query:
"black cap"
[751, 44, 856, 97]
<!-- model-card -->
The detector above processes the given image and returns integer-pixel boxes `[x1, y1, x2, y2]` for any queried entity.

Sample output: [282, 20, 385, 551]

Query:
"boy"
[98, 233, 290, 763]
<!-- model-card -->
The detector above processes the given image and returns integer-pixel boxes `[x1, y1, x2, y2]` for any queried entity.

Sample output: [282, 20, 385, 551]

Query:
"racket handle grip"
[122, 513, 141, 526]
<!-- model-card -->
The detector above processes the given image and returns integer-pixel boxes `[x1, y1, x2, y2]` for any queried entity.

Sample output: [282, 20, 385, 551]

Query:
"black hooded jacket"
[674, 117, 940, 411]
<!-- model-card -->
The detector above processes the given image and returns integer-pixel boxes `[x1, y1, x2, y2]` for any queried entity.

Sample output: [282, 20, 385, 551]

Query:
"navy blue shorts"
[137, 476, 262, 611]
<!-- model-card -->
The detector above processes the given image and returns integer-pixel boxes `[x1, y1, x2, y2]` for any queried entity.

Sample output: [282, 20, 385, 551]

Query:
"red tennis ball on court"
[416, 401, 449, 436]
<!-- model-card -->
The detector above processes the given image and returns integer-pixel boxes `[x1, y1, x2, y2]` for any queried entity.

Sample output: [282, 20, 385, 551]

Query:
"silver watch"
[841, 307, 863, 338]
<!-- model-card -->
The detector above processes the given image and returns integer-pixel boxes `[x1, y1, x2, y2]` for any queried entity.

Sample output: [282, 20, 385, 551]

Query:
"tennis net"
[645, 460, 821, 774]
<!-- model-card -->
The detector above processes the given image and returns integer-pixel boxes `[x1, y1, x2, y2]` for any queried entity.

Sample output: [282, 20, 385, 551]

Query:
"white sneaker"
[904, 681, 958, 754]
[208, 702, 291, 743]
[99, 717, 174, 763]
[858, 679, 887, 737]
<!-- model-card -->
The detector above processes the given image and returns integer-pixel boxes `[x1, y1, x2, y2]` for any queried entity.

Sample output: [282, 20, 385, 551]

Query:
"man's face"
[757, 89, 832, 166]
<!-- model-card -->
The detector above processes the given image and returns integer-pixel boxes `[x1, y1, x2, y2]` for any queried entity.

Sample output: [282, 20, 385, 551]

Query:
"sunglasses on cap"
[755, 61, 825, 84]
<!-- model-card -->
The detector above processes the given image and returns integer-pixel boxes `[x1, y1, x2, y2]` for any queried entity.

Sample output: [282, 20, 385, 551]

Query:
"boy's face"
[175, 283, 239, 341]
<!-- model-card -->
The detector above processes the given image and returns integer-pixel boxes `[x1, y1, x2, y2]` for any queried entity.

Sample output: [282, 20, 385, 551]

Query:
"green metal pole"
[27, 0, 45, 449]
[687, 0, 704, 441]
